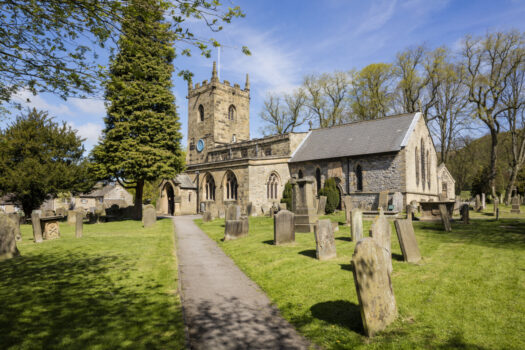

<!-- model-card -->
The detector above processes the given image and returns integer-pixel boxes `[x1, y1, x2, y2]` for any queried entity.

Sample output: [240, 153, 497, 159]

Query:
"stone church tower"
[186, 62, 250, 165]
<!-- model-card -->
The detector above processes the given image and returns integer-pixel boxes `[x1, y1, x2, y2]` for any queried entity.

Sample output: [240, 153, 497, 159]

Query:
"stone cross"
[352, 237, 397, 337]
[0, 214, 20, 261]
[31, 211, 43, 243]
[314, 219, 336, 260]
[394, 219, 421, 263]
[369, 211, 393, 275]
[317, 196, 327, 215]
[351, 208, 363, 242]
[392, 192, 403, 212]
[226, 204, 241, 221]
[460, 204, 469, 224]
[75, 211, 83, 238]
[439, 204, 452, 232]
[378, 190, 389, 211]
[274, 210, 295, 245]
[142, 205, 156, 228]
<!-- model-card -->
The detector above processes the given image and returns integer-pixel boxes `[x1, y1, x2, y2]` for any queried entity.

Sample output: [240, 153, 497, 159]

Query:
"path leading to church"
[173, 215, 310, 350]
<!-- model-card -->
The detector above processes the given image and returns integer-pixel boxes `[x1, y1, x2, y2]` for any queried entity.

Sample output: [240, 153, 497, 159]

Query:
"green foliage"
[318, 178, 340, 214]
[280, 181, 293, 210]
[0, 109, 93, 216]
[470, 166, 492, 197]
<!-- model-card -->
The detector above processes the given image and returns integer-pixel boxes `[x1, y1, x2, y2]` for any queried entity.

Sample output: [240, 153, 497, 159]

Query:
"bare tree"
[259, 89, 309, 135]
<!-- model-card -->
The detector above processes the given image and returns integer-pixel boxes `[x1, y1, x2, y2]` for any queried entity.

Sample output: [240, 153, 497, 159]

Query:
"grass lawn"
[197, 210, 525, 349]
[0, 218, 186, 350]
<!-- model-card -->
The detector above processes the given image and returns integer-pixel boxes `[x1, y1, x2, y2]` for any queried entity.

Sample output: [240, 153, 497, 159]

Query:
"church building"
[157, 63, 454, 216]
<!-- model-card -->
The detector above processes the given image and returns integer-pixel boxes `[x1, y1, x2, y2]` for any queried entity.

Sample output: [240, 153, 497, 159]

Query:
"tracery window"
[228, 105, 236, 121]
[421, 139, 426, 189]
[427, 150, 431, 190]
[225, 171, 238, 200]
[415, 147, 420, 186]
[204, 173, 215, 201]
[267, 173, 279, 199]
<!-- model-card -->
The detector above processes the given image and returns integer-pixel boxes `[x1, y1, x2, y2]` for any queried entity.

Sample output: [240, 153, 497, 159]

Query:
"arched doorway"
[165, 183, 175, 215]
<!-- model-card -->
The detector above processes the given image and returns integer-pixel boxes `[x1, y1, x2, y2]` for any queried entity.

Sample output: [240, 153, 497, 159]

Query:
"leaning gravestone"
[226, 204, 241, 221]
[7, 213, 21, 241]
[31, 211, 43, 243]
[439, 204, 452, 232]
[0, 214, 20, 260]
[352, 237, 397, 337]
[392, 192, 403, 212]
[369, 211, 393, 275]
[351, 208, 363, 242]
[394, 219, 421, 263]
[317, 196, 327, 215]
[378, 190, 389, 211]
[510, 196, 521, 214]
[202, 211, 213, 222]
[314, 219, 336, 260]
[274, 210, 294, 245]
[460, 204, 470, 224]
[142, 205, 156, 228]
[75, 211, 83, 238]
[224, 216, 249, 241]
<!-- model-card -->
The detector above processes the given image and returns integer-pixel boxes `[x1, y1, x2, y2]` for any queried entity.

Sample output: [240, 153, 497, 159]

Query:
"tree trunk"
[488, 129, 499, 198]
[134, 178, 144, 220]
[504, 165, 520, 205]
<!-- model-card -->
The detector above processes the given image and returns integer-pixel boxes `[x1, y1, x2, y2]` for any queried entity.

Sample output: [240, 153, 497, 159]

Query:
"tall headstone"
[481, 193, 486, 210]
[394, 219, 421, 263]
[317, 196, 327, 215]
[7, 213, 21, 241]
[378, 190, 389, 211]
[0, 214, 20, 260]
[343, 196, 353, 212]
[291, 177, 318, 232]
[439, 204, 452, 232]
[351, 208, 363, 242]
[369, 211, 393, 275]
[510, 196, 521, 214]
[142, 204, 156, 228]
[274, 210, 294, 245]
[392, 192, 403, 212]
[406, 204, 413, 222]
[493, 197, 499, 216]
[67, 210, 77, 225]
[75, 211, 83, 238]
[314, 219, 336, 260]
[352, 238, 397, 337]
[226, 204, 241, 221]
[460, 204, 470, 224]
[475, 195, 481, 212]
[31, 211, 43, 243]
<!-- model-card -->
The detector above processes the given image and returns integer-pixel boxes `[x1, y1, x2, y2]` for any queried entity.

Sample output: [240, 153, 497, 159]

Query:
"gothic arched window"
[204, 173, 215, 201]
[225, 171, 238, 200]
[421, 139, 426, 190]
[315, 168, 321, 193]
[356, 164, 363, 191]
[415, 147, 420, 186]
[267, 173, 279, 199]
[199, 105, 204, 122]
[228, 105, 236, 121]
[427, 150, 431, 190]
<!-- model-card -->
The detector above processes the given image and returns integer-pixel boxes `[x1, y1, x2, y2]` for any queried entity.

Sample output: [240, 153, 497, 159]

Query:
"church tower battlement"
[187, 62, 250, 165]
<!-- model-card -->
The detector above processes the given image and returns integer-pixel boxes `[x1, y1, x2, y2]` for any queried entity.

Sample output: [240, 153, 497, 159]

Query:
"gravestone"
[481, 193, 486, 210]
[0, 214, 20, 260]
[510, 196, 521, 214]
[142, 204, 156, 228]
[67, 210, 77, 225]
[245, 202, 254, 216]
[226, 204, 241, 221]
[317, 196, 327, 215]
[43, 209, 55, 217]
[31, 211, 43, 243]
[224, 216, 249, 241]
[496, 208, 499, 220]
[369, 211, 393, 275]
[41, 217, 60, 240]
[392, 192, 403, 212]
[439, 204, 452, 232]
[279, 203, 287, 211]
[351, 208, 363, 242]
[453, 199, 461, 215]
[352, 237, 397, 337]
[406, 204, 414, 222]
[75, 211, 83, 238]
[493, 197, 499, 216]
[475, 195, 481, 212]
[410, 200, 419, 213]
[291, 177, 318, 232]
[274, 210, 294, 245]
[460, 204, 469, 224]
[378, 190, 389, 211]
[394, 219, 421, 263]
[343, 196, 353, 212]
[7, 213, 21, 241]
[314, 219, 336, 260]
[202, 211, 213, 222]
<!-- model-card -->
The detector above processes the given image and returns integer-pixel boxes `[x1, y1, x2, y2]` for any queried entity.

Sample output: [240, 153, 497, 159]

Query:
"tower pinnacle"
[211, 61, 218, 82]
[245, 73, 250, 90]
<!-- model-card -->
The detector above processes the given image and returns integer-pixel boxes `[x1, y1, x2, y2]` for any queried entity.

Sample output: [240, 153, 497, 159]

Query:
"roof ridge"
[310, 112, 416, 132]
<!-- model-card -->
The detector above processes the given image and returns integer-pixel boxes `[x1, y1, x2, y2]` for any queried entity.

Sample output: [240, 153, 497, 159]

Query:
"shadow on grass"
[392, 253, 404, 262]
[310, 300, 363, 334]
[336, 236, 352, 242]
[262, 240, 274, 245]
[340, 263, 353, 272]
[0, 251, 184, 349]
[298, 249, 317, 259]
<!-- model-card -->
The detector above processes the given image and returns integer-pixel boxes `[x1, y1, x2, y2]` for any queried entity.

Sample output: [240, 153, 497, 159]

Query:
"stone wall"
[248, 160, 291, 214]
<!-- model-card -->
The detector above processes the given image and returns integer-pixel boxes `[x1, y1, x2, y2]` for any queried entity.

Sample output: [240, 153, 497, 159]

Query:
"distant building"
[0, 194, 20, 214]
[74, 182, 133, 210]
[437, 163, 456, 200]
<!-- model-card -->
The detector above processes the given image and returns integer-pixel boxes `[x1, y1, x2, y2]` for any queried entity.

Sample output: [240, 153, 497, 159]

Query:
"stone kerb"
[0, 214, 20, 261]
[369, 211, 393, 275]
[393, 219, 421, 263]
[274, 210, 295, 245]
[351, 208, 363, 242]
[143, 204, 157, 228]
[352, 237, 397, 337]
[314, 219, 336, 260]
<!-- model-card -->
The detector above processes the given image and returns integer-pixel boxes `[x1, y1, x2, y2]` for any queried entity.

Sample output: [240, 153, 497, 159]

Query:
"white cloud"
[12, 89, 72, 116]
[69, 98, 106, 115]
[68, 122, 103, 150]
[355, 0, 398, 35]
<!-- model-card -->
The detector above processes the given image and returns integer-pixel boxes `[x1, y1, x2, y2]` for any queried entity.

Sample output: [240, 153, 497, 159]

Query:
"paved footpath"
[173, 215, 311, 350]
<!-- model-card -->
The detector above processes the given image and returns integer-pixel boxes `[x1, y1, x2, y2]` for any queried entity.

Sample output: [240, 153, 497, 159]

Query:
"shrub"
[319, 178, 340, 214]
[280, 181, 293, 210]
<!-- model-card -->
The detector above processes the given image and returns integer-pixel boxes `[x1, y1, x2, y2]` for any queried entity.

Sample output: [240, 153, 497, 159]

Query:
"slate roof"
[81, 182, 118, 198]
[290, 113, 419, 163]
[174, 174, 196, 189]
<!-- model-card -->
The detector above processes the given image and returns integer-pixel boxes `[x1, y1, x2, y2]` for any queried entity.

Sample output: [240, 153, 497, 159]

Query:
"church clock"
[196, 139, 205, 152]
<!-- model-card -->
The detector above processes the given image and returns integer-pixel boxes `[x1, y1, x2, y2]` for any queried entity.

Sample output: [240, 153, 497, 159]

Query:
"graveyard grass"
[197, 204, 525, 350]
[0, 218, 186, 349]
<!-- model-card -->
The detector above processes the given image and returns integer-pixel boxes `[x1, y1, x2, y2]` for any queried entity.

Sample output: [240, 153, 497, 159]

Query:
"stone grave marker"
[274, 210, 294, 245]
[510, 196, 521, 214]
[0, 214, 20, 260]
[279, 202, 287, 211]
[202, 211, 213, 222]
[43, 209, 55, 217]
[317, 196, 327, 215]
[481, 193, 486, 210]
[460, 204, 469, 224]
[314, 219, 336, 260]
[142, 204, 156, 228]
[343, 196, 353, 212]
[496, 208, 499, 220]
[394, 219, 421, 263]
[75, 211, 83, 238]
[31, 211, 43, 243]
[439, 204, 452, 232]
[245, 202, 254, 216]
[378, 190, 389, 211]
[352, 237, 397, 337]
[475, 195, 481, 212]
[351, 208, 363, 242]
[7, 213, 21, 241]
[493, 197, 499, 216]
[392, 192, 403, 212]
[226, 204, 241, 221]
[41, 217, 60, 240]
[224, 216, 249, 241]
[67, 210, 77, 225]
[291, 177, 317, 232]
[406, 204, 413, 222]
[369, 211, 393, 275]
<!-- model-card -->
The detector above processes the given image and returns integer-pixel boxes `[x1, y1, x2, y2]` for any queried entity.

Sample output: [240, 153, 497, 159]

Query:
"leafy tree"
[90, 0, 184, 219]
[280, 181, 293, 211]
[318, 178, 340, 214]
[0, 109, 93, 216]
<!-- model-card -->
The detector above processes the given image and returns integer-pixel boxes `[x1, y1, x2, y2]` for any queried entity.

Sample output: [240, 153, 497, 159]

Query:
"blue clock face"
[196, 139, 205, 152]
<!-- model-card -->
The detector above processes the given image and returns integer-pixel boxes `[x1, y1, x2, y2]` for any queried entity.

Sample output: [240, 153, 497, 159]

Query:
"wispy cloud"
[68, 122, 102, 150]
[69, 98, 106, 116]
[355, 0, 398, 35]
[12, 89, 72, 116]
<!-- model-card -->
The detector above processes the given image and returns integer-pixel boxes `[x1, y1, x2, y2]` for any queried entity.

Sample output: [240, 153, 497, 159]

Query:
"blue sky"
[7, 0, 525, 152]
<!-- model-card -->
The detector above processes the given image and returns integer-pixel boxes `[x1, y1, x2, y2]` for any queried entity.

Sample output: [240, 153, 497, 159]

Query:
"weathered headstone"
[291, 177, 318, 232]
[460, 204, 469, 224]
[202, 211, 213, 222]
[369, 211, 393, 275]
[352, 237, 397, 337]
[439, 204, 452, 232]
[314, 219, 336, 260]
[510, 196, 521, 214]
[493, 197, 499, 216]
[0, 214, 20, 260]
[274, 210, 294, 245]
[481, 193, 486, 210]
[31, 211, 43, 243]
[224, 216, 249, 241]
[406, 204, 413, 222]
[226, 204, 241, 221]
[317, 196, 327, 215]
[342, 196, 353, 212]
[43, 209, 55, 217]
[56, 207, 67, 217]
[392, 192, 403, 212]
[7, 213, 21, 241]
[394, 219, 421, 263]
[41, 217, 60, 240]
[410, 200, 419, 213]
[279, 202, 287, 211]
[67, 210, 77, 225]
[351, 208, 363, 242]
[143, 204, 156, 228]
[378, 190, 389, 211]
[475, 195, 481, 212]
[75, 211, 83, 238]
